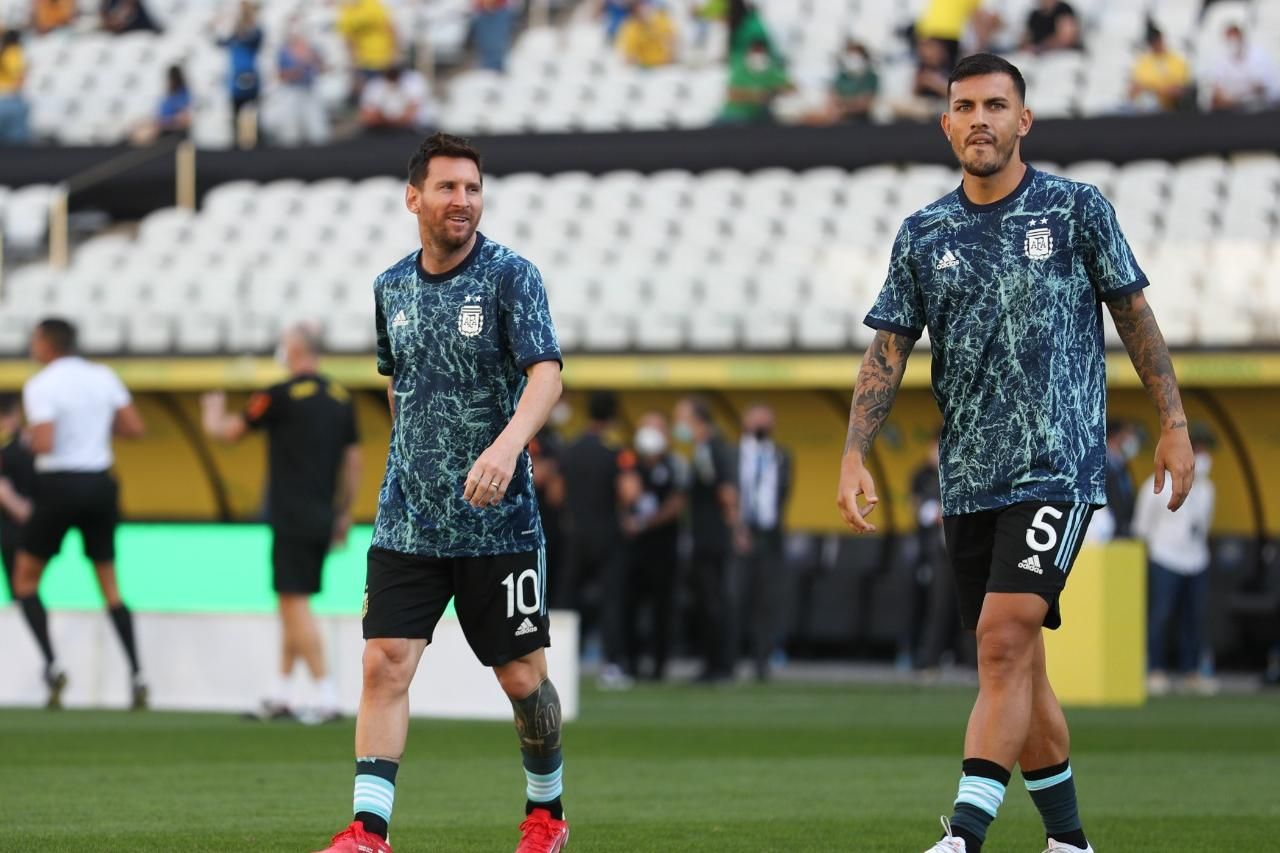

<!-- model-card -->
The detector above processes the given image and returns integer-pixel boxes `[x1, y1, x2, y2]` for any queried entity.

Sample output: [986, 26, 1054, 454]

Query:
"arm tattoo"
[511, 678, 562, 760]
[1107, 291, 1187, 431]
[843, 330, 914, 457]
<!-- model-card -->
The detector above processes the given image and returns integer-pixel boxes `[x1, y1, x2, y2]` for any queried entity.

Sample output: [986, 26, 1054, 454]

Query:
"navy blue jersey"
[373, 233, 562, 557]
[865, 166, 1146, 516]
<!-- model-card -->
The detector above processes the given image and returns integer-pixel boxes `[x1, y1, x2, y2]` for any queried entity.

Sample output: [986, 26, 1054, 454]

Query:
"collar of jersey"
[415, 232, 486, 284]
[957, 164, 1036, 214]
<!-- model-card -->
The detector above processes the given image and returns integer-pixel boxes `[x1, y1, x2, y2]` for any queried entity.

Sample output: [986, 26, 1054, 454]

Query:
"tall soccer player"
[316, 133, 567, 853]
[836, 55, 1195, 853]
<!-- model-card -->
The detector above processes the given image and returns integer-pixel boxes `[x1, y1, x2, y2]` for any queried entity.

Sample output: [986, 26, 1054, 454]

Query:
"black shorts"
[943, 501, 1096, 631]
[272, 533, 329, 595]
[23, 472, 119, 562]
[364, 546, 551, 667]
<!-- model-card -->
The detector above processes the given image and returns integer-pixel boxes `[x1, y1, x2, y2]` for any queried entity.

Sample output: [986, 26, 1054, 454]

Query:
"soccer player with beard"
[316, 133, 567, 853]
[836, 55, 1195, 853]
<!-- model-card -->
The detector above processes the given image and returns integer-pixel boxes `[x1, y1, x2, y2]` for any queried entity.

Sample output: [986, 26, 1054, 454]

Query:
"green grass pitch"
[1, 683, 1276, 851]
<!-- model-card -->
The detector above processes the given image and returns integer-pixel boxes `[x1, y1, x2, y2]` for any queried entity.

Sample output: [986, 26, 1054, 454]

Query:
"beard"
[957, 136, 1016, 178]
[426, 215, 477, 252]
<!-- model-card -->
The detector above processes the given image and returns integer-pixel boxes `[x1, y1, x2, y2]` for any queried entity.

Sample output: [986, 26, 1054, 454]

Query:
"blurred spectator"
[913, 434, 970, 675]
[674, 396, 738, 683]
[734, 404, 791, 682]
[130, 64, 190, 145]
[1130, 26, 1193, 113]
[561, 392, 627, 686]
[617, 0, 677, 69]
[32, 0, 76, 34]
[891, 37, 950, 121]
[529, 423, 566, 608]
[218, 1, 263, 149]
[359, 66, 436, 131]
[101, 0, 159, 34]
[914, 0, 998, 69]
[274, 19, 330, 146]
[595, 0, 634, 43]
[1206, 24, 1280, 112]
[806, 40, 879, 125]
[337, 0, 398, 87]
[472, 0, 515, 73]
[1022, 0, 1082, 54]
[1136, 429, 1217, 696]
[717, 37, 791, 125]
[0, 30, 29, 145]
[618, 411, 688, 682]
[1104, 419, 1139, 538]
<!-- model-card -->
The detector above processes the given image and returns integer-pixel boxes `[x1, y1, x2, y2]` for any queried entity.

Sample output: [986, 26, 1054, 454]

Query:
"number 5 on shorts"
[502, 569, 541, 618]
[1026, 506, 1063, 552]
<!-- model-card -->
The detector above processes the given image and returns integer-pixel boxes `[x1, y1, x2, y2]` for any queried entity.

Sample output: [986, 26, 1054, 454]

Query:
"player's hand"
[330, 510, 353, 550]
[464, 439, 520, 508]
[200, 391, 226, 415]
[836, 453, 879, 533]
[1153, 426, 1195, 512]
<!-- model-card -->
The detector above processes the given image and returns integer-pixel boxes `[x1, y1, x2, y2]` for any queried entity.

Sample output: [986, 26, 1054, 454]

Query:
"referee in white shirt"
[12, 319, 148, 709]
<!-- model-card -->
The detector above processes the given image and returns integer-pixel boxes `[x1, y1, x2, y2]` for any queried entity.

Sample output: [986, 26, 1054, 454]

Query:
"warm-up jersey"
[865, 166, 1147, 516]
[373, 233, 562, 557]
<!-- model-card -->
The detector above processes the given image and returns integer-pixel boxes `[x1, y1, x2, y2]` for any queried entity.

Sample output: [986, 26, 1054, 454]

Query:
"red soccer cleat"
[313, 821, 392, 853]
[515, 808, 570, 853]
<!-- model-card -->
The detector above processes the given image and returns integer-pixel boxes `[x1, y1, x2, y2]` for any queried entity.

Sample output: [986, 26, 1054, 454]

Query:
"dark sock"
[108, 604, 140, 675]
[949, 758, 1012, 851]
[1024, 759, 1087, 848]
[17, 594, 55, 666]
[526, 796, 564, 820]
[354, 757, 398, 839]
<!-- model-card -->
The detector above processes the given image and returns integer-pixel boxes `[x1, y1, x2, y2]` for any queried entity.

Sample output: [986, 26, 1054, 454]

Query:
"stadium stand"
[1, 0, 1277, 144]
[1, 152, 1276, 355]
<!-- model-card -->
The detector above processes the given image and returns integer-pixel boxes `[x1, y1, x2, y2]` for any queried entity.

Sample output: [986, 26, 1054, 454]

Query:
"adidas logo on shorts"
[1018, 554, 1044, 575]
[514, 617, 537, 637]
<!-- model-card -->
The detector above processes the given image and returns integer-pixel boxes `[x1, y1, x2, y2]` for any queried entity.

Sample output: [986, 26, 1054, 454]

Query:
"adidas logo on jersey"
[391, 309, 409, 328]
[1018, 554, 1044, 575]
[936, 250, 960, 270]
[514, 617, 537, 637]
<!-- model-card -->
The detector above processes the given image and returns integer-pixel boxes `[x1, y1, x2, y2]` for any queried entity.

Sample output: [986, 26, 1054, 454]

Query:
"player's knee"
[362, 640, 415, 695]
[977, 625, 1035, 677]
[495, 661, 545, 700]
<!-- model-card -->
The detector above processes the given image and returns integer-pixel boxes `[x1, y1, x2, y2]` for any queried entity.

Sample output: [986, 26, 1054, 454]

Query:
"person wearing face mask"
[805, 40, 879, 126]
[734, 404, 792, 682]
[618, 412, 689, 681]
[1134, 427, 1218, 697]
[717, 36, 792, 125]
[674, 396, 738, 683]
[202, 322, 362, 723]
[1103, 419, 1140, 538]
[1206, 24, 1280, 112]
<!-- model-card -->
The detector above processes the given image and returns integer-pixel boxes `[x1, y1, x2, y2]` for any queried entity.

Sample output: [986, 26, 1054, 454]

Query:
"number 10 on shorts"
[502, 569, 542, 618]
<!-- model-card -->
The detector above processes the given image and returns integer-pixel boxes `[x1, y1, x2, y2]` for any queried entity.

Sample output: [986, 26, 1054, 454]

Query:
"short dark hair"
[35, 318, 77, 354]
[407, 132, 483, 187]
[683, 396, 714, 426]
[587, 391, 618, 423]
[948, 52, 1026, 103]
[0, 392, 20, 416]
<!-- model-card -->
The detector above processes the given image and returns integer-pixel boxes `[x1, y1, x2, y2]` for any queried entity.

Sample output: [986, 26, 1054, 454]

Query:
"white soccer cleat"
[923, 817, 967, 852]
[1043, 840, 1094, 852]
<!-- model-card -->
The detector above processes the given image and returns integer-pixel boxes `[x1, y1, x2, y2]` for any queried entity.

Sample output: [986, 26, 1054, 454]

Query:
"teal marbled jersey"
[372, 233, 562, 556]
[865, 166, 1146, 516]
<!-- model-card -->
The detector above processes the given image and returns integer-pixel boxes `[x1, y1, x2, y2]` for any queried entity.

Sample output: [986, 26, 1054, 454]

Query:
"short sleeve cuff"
[1098, 275, 1149, 300]
[517, 351, 563, 372]
[863, 315, 924, 341]
[376, 359, 395, 377]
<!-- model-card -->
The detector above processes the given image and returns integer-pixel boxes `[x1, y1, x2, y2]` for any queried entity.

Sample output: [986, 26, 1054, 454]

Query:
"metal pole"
[49, 186, 69, 270]
[176, 140, 197, 210]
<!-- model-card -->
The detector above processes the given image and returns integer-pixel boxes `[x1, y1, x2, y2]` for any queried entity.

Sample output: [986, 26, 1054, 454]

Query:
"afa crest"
[458, 304, 483, 337]
[1024, 220, 1054, 260]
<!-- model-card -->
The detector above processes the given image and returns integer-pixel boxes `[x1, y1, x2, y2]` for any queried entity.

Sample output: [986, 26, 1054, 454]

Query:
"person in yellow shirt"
[337, 0, 398, 79]
[0, 29, 29, 144]
[1130, 27, 1191, 112]
[914, 0, 999, 68]
[617, 1, 678, 68]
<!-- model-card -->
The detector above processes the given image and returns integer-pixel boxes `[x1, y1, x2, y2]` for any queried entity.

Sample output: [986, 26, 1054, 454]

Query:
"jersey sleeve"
[106, 368, 131, 410]
[375, 293, 395, 377]
[500, 261, 563, 372]
[243, 383, 286, 430]
[22, 377, 55, 425]
[1080, 185, 1147, 299]
[864, 221, 926, 340]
